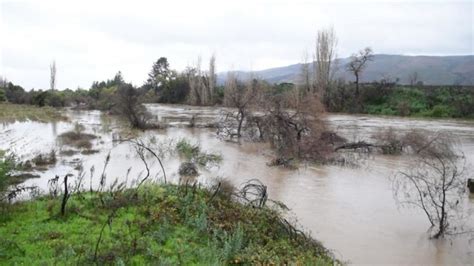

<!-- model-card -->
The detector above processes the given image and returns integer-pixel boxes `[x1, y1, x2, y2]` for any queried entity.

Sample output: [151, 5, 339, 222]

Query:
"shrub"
[0, 89, 6, 102]
[396, 101, 411, 116]
[31, 150, 57, 166]
[428, 105, 454, 118]
[58, 123, 97, 149]
[176, 139, 222, 167]
[0, 151, 15, 193]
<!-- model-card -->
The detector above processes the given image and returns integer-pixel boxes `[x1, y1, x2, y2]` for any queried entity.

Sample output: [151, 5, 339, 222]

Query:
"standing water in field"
[1, 104, 473, 264]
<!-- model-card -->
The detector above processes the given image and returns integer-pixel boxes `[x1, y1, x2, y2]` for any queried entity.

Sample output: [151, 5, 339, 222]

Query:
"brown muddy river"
[1, 104, 474, 264]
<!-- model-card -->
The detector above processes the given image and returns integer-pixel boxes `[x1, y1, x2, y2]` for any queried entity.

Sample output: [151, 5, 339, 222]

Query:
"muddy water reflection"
[1, 105, 473, 264]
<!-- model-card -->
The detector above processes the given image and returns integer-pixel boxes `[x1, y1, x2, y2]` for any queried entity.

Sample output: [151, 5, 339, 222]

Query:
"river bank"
[0, 183, 335, 265]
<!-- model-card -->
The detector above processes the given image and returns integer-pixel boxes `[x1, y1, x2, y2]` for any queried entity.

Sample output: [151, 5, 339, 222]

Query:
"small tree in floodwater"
[393, 134, 467, 238]
[219, 73, 259, 138]
[115, 83, 151, 129]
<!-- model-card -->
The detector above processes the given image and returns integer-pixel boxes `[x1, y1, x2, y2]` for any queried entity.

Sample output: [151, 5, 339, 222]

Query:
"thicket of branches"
[393, 133, 468, 238]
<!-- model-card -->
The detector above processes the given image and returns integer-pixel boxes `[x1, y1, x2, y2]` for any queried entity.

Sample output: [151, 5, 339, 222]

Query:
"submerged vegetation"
[0, 181, 335, 265]
[58, 123, 97, 150]
[176, 139, 223, 177]
[0, 103, 66, 123]
[176, 139, 222, 167]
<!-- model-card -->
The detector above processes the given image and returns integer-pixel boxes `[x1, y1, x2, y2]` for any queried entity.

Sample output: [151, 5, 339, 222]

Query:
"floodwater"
[1, 104, 474, 265]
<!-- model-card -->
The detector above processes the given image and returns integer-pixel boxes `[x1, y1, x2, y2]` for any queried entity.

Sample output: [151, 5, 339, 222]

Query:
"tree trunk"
[61, 174, 69, 216]
[355, 73, 360, 98]
[237, 110, 244, 137]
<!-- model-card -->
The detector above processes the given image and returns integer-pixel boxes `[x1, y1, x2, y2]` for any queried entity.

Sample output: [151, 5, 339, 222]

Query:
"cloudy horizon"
[1, 0, 472, 90]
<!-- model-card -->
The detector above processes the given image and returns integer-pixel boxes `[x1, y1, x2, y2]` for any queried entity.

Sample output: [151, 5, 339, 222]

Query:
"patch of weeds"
[0, 238, 25, 259]
[59, 150, 79, 156]
[175, 139, 222, 168]
[81, 149, 100, 155]
[58, 123, 97, 150]
[267, 157, 298, 169]
[31, 150, 57, 166]
[176, 139, 200, 160]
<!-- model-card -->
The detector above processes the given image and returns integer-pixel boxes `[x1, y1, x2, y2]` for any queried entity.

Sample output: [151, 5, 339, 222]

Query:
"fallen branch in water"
[335, 141, 403, 154]
[236, 179, 268, 208]
[335, 141, 375, 152]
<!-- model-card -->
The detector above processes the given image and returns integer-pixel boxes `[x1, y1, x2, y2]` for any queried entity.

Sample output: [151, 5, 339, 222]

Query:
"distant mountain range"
[217, 54, 474, 86]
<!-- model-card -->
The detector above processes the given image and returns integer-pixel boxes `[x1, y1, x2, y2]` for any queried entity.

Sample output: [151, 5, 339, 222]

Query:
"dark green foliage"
[3, 82, 29, 104]
[146, 57, 172, 95]
[325, 82, 474, 118]
[158, 74, 190, 103]
[0, 89, 6, 102]
[0, 151, 15, 194]
[273, 82, 294, 95]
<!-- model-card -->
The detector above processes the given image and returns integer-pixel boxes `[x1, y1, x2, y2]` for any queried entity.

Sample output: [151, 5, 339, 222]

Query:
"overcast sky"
[1, 0, 472, 90]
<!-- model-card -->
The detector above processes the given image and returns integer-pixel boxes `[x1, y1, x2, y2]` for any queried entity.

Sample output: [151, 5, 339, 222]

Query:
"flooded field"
[1, 104, 473, 264]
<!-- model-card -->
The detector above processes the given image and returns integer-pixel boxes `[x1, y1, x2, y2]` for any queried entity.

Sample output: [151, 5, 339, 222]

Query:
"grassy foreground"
[0, 184, 335, 265]
[0, 103, 67, 122]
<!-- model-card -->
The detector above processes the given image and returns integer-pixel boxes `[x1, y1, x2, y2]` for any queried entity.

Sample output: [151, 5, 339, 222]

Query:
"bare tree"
[186, 66, 201, 105]
[298, 51, 312, 95]
[393, 134, 467, 238]
[197, 57, 209, 105]
[0, 76, 8, 88]
[346, 47, 374, 98]
[220, 73, 258, 138]
[409, 71, 419, 86]
[289, 53, 311, 109]
[186, 55, 216, 106]
[314, 27, 337, 106]
[260, 93, 328, 162]
[50, 60, 57, 91]
[208, 54, 216, 104]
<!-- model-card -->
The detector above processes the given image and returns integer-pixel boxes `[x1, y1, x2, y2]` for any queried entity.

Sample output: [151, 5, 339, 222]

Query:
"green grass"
[0, 184, 335, 265]
[0, 103, 67, 123]
[0, 107, 328, 264]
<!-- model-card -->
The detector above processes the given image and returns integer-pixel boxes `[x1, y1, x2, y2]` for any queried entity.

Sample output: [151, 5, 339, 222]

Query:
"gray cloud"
[1, 0, 472, 90]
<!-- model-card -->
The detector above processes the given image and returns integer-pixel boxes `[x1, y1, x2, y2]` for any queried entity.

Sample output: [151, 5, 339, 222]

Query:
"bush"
[0, 151, 15, 194]
[58, 123, 97, 149]
[340, 85, 474, 118]
[176, 139, 222, 167]
[427, 105, 454, 118]
[0, 89, 6, 102]
[366, 104, 397, 116]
